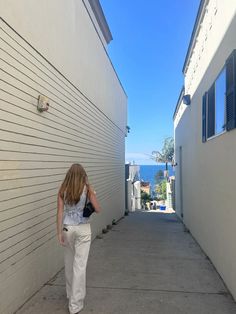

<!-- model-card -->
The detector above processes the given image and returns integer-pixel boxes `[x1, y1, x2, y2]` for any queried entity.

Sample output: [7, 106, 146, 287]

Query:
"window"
[202, 50, 236, 142]
[215, 68, 226, 134]
[204, 70, 225, 140]
[207, 83, 216, 138]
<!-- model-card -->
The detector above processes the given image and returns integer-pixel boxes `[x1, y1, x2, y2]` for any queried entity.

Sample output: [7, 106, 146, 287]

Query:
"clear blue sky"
[100, 0, 200, 165]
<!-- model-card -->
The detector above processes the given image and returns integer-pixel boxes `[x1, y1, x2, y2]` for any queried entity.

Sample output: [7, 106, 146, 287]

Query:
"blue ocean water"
[139, 165, 174, 191]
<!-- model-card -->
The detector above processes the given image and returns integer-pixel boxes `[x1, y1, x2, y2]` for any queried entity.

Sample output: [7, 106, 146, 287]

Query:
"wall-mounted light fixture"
[126, 126, 131, 137]
[182, 94, 191, 106]
[37, 95, 50, 112]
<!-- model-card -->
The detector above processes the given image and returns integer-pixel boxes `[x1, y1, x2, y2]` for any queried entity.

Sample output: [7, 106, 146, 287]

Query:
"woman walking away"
[57, 163, 101, 314]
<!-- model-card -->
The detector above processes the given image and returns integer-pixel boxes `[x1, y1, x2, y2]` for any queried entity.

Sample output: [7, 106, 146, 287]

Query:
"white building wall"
[174, 0, 236, 300]
[166, 177, 175, 210]
[126, 165, 141, 212]
[0, 0, 127, 132]
[134, 181, 141, 210]
[0, 1, 127, 313]
[184, 0, 236, 98]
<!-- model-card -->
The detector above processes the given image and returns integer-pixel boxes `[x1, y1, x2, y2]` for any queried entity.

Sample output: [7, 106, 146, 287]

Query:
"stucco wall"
[174, 3, 236, 300]
[0, 1, 127, 313]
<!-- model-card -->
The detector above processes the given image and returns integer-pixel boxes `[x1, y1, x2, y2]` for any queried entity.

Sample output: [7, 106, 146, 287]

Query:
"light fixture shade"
[37, 95, 50, 112]
[182, 94, 191, 106]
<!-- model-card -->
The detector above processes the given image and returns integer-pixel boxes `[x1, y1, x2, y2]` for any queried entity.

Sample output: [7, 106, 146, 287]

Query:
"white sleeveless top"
[63, 186, 89, 225]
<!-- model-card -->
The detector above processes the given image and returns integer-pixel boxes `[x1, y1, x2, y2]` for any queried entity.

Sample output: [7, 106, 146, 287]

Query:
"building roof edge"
[182, 0, 209, 74]
[88, 0, 113, 44]
[173, 86, 185, 120]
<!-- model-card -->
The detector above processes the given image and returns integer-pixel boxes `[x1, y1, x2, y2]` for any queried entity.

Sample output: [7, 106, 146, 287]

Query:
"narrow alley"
[16, 211, 236, 314]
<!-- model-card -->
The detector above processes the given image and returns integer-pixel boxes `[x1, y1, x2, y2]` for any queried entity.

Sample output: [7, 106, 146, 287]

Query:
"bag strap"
[84, 186, 89, 208]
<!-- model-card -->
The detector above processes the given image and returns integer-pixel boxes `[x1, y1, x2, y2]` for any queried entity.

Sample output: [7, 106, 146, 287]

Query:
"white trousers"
[63, 224, 91, 314]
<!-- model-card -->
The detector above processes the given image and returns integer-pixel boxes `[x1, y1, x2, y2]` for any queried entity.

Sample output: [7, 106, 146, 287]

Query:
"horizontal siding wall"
[0, 18, 125, 314]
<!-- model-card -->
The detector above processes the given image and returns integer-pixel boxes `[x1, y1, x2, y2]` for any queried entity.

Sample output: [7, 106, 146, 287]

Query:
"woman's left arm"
[89, 187, 102, 213]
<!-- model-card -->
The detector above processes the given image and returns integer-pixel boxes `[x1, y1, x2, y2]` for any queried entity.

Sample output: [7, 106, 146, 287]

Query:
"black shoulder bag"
[83, 190, 95, 217]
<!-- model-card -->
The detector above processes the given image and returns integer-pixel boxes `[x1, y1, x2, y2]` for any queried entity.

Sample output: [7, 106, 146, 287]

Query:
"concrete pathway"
[16, 211, 236, 314]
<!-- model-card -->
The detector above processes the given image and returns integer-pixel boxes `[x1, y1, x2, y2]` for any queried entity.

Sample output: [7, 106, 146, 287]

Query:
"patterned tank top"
[63, 186, 89, 225]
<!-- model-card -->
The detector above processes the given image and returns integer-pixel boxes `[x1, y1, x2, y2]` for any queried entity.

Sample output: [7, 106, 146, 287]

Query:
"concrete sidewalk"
[16, 211, 236, 314]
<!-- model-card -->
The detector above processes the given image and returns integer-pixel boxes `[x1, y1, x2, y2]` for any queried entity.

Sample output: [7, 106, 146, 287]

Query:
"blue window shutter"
[226, 50, 236, 131]
[202, 92, 207, 142]
[207, 84, 215, 138]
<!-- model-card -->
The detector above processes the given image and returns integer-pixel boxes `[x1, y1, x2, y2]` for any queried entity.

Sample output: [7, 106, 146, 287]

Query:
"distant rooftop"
[88, 0, 113, 44]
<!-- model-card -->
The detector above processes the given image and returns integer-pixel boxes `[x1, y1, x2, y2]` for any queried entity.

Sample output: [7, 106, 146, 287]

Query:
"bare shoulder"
[87, 184, 96, 196]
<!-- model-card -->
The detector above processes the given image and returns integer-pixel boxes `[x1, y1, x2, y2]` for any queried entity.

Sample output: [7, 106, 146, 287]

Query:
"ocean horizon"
[139, 164, 174, 191]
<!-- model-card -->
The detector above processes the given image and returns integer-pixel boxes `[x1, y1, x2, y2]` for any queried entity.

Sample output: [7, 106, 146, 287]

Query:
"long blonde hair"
[59, 164, 88, 205]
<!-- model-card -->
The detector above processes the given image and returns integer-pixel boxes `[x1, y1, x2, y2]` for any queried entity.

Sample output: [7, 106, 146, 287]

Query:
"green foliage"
[141, 191, 151, 202]
[155, 179, 167, 200]
[161, 180, 167, 199]
[151, 137, 174, 171]
[155, 169, 164, 184]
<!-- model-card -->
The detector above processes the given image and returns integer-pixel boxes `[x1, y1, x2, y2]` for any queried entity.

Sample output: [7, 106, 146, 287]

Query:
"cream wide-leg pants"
[63, 223, 91, 314]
